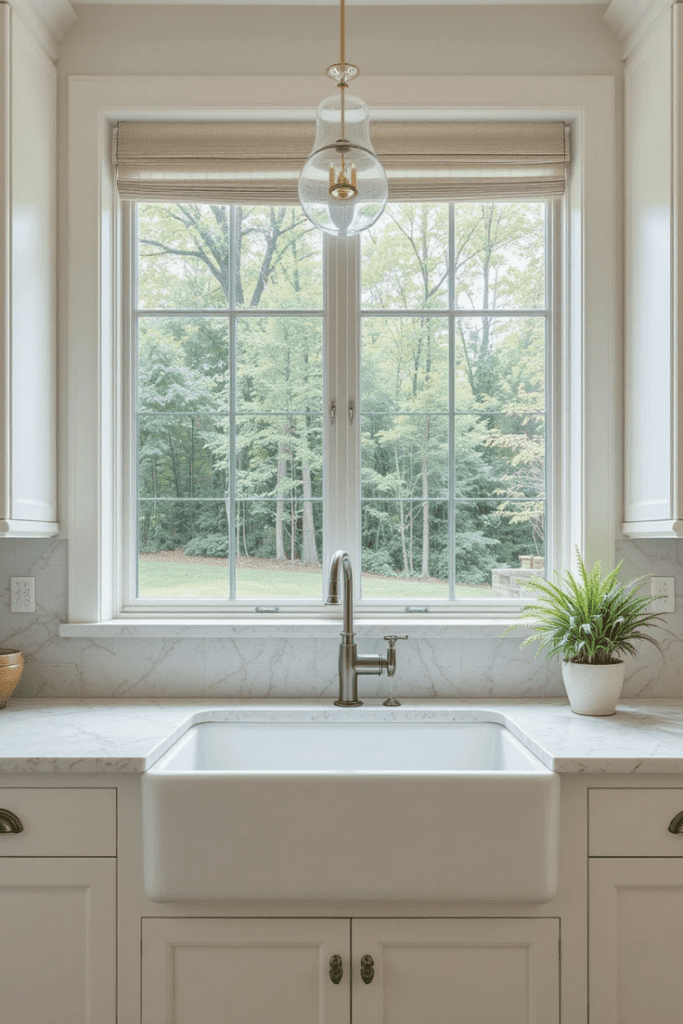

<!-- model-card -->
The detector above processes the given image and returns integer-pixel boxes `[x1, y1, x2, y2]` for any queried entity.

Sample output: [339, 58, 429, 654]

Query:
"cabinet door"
[352, 918, 559, 1024]
[0, 858, 116, 1024]
[0, 5, 58, 536]
[142, 917, 350, 1024]
[589, 858, 683, 1023]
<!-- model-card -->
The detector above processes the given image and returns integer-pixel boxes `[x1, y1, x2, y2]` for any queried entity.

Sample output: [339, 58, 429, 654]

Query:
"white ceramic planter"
[561, 660, 625, 716]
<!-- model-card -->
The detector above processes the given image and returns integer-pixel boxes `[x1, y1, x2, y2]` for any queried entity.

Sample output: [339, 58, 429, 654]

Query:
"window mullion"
[323, 233, 362, 598]
[123, 202, 138, 611]
[448, 202, 456, 602]
[547, 196, 565, 580]
[229, 206, 237, 601]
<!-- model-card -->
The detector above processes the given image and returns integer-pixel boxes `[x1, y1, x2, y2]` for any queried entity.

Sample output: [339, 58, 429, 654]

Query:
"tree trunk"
[421, 416, 430, 577]
[398, 502, 409, 574]
[275, 451, 287, 560]
[290, 499, 296, 562]
[300, 460, 319, 564]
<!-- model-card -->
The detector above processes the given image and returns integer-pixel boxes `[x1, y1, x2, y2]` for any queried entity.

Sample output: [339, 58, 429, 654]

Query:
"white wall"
[59, 3, 624, 77]
[3, 3, 676, 701]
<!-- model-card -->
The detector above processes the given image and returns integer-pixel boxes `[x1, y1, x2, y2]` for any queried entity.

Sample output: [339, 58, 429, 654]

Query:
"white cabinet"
[588, 788, 683, 1023]
[353, 918, 559, 1024]
[142, 917, 560, 1024]
[589, 859, 683, 1024]
[142, 918, 351, 1024]
[0, 858, 116, 1024]
[0, 3, 58, 537]
[622, 2, 683, 536]
[0, 788, 117, 1024]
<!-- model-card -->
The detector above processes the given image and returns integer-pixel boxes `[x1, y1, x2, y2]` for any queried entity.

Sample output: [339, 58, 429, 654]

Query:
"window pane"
[138, 203, 231, 309]
[236, 317, 323, 413]
[235, 500, 322, 597]
[236, 415, 323, 499]
[235, 207, 323, 310]
[454, 499, 545, 592]
[454, 414, 545, 501]
[455, 316, 545, 412]
[361, 500, 449, 598]
[138, 499, 229, 597]
[362, 414, 448, 500]
[454, 202, 546, 311]
[361, 204, 449, 310]
[138, 413, 228, 500]
[362, 317, 448, 412]
[138, 317, 230, 413]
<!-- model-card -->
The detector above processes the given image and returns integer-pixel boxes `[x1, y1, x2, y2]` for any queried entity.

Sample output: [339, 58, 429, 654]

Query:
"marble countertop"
[1, 698, 683, 774]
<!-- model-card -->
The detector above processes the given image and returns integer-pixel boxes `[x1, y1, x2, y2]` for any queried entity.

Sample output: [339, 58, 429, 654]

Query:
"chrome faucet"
[326, 550, 407, 707]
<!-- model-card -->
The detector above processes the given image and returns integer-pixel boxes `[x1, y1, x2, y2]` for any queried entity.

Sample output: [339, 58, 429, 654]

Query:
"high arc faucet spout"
[326, 550, 407, 707]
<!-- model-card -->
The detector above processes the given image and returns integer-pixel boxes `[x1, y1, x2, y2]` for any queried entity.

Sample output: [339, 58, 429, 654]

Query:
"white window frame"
[62, 74, 617, 638]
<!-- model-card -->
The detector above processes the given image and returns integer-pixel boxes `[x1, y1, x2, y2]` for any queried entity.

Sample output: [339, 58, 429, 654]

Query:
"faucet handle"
[383, 634, 408, 648]
[382, 636, 407, 703]
[383, 635, 408, 690]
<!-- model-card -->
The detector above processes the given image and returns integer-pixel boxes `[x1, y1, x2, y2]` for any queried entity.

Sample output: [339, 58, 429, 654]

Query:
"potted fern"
[510, 550, 666, 715]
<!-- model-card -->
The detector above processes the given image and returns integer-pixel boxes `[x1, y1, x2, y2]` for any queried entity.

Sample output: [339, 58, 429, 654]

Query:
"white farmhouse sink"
[142, 719, 560, 903]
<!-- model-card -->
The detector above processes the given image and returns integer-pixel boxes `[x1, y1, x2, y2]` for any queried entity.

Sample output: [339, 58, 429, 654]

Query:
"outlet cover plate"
[650, 576, 675, 614]
[10, 577, 35, 613]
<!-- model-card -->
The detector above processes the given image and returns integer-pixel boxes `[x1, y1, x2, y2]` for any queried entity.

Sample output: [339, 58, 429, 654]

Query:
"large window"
[131, 199, 550, 609]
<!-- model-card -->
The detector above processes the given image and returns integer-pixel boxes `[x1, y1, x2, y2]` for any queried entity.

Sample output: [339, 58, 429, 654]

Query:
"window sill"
[58, 616, 526, 640]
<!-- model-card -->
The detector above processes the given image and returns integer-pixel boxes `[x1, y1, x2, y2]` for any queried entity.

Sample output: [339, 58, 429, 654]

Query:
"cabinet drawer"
[589, 789, 683, 856]
[0, 788, 115, 856]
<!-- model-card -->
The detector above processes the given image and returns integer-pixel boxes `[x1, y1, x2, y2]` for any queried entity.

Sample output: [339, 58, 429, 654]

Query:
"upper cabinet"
[623, 2, 683, 537]
[0, 2, 58, 537]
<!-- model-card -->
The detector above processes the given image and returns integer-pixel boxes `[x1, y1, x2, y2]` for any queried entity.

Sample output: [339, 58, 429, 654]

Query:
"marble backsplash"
[0, 537, 681, 699]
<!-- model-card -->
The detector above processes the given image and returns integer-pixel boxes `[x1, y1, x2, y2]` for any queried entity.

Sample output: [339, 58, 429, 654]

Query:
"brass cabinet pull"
[0, 809, 23, 833]
[668, 812, 683, 834]
[329, 955, 343, 984]
[360, 954, 375, 984]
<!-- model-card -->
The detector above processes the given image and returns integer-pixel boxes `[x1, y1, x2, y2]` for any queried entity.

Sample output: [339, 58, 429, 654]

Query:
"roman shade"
[115, 120, 570, 204]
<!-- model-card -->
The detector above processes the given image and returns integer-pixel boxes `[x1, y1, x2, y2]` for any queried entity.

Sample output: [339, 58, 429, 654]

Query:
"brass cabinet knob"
[329, 955, 343, 984]
[360, 954, 375, 984]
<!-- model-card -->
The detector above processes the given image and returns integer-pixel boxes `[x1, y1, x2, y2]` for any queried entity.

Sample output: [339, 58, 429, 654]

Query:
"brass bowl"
[0, 649, 23, 708]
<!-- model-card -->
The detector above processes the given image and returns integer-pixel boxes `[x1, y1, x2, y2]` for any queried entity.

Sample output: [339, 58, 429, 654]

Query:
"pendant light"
[298, 0, 388, 236]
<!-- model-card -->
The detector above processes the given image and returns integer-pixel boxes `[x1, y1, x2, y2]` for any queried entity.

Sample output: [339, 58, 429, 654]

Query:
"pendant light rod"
[338, 0, 347, 141]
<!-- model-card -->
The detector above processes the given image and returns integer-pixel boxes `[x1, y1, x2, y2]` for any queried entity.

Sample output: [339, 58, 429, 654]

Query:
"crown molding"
[6, 0, 76, 60]
[605, 0, 673, 58]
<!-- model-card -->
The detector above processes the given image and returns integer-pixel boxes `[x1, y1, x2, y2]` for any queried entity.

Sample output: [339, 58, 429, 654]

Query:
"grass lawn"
[138, 559, 492, 600]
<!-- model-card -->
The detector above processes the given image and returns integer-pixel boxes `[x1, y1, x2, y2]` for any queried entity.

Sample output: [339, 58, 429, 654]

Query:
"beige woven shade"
[116, 120, 569, 204]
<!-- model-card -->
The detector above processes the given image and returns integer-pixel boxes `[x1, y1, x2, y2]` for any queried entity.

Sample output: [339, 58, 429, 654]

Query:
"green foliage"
[135, 199, 550, 595]
[362, 549, 399, 577]
[509, 549, 666, 665]
[184, 534, 230, 558]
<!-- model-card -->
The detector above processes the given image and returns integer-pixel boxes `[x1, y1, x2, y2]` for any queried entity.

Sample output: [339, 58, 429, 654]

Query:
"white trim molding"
[605, 0, 674, 58]
[0, 518, 59, 537]
[7, 0, 75, 61]
[622, 519, 683, 537]
[66, 74, 617, 629]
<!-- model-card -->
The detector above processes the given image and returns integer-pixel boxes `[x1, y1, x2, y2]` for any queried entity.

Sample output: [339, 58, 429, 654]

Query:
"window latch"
[330, 400, 336, 424]
[348, 400, 354, 423]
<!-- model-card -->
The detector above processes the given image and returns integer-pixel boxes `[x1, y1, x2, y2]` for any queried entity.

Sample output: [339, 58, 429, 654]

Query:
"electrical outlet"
[650, 576, 675, 614]
[10, 577, 35, 613]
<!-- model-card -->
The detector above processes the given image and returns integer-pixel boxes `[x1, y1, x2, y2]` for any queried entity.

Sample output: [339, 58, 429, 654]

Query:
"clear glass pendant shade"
[298, 94, 388, 236]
